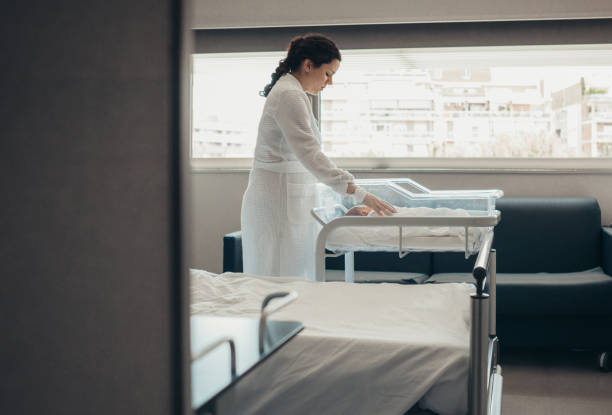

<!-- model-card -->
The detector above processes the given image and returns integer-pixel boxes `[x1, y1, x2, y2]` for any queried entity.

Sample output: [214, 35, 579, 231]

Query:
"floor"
[500, 348, 612, 415]
[405, 348, 612, 415]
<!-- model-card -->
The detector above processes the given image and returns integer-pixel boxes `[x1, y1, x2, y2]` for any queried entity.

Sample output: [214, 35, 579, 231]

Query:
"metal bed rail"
[258, 291, 298, 354]
[191, 336, 237, 378]
[192, 291, 299, 376]
[470, 231, 503, 415]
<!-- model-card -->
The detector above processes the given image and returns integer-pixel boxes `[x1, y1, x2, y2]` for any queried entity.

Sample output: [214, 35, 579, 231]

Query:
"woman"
[241, 33, 395, 279]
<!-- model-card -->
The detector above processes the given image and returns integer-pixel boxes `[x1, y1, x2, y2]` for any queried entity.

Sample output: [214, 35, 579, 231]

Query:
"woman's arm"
[275, 89, 395, 215]
[274, 89, 354, 194]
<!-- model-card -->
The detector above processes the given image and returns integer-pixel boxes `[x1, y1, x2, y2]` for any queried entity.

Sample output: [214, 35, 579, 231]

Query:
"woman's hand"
[362, 193, 397, 216]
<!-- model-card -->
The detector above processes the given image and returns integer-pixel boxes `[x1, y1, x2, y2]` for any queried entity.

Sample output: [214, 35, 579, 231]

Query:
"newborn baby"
[345, 205, 375, 216]
[336, 205, 486, 253]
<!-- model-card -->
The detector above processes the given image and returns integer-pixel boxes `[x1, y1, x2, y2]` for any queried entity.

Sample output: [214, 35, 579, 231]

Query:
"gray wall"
[1, 1, 188, 414]
[190, 171, 612, 273]
[193, 0, 612, 28]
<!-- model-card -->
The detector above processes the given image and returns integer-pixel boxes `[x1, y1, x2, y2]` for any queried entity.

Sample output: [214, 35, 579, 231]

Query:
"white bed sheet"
[191, 269, 475, 415]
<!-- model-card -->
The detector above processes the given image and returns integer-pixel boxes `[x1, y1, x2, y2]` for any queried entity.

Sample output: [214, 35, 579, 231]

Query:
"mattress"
[325, 207, 489, 253]
[191, 269, 475, 415]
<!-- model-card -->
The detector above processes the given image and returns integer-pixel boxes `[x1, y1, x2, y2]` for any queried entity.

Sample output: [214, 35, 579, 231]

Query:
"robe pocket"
[286, 182, 317, 225]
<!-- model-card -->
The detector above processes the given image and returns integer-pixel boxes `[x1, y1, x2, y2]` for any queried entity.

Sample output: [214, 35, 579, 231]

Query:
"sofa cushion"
[427, 267, 612, 316]
[494, 197, 601, 273]
[497, 315, 612, 349]
[432, 197, 602, 274]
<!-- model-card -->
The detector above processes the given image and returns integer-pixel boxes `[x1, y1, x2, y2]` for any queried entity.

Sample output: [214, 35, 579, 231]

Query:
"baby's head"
[345, 206, 373, 216]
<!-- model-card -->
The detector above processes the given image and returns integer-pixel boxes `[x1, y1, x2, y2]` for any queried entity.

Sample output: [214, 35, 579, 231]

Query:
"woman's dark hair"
[260, 33, 341, 97]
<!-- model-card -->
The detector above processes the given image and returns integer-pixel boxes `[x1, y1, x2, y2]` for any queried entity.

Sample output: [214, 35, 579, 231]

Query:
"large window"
[192, 44, 612, 161]
[191, 53, 279, 158]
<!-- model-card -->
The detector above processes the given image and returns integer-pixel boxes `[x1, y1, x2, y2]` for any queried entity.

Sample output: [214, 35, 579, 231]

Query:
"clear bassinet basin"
[312, 178, 503, 254]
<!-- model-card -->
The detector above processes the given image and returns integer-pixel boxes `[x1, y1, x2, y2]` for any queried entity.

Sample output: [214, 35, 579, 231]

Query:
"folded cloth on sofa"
[190, 269, 475, 415]
[324, 269, 430, 284]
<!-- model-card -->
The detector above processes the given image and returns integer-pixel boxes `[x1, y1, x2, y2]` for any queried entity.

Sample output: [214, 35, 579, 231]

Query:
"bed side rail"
[258, 291, 298, 354]
[191, 336, 237, 378]
[472, 230, 494, 295]
[469, 230, 499, 415]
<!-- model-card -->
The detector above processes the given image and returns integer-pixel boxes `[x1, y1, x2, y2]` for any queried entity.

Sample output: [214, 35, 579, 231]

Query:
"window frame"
[191, 19, 612, 172]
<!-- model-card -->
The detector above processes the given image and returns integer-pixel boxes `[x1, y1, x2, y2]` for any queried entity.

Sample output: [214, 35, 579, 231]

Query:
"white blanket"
[327, 206, 487, 253]
[191, 269, 474, 415]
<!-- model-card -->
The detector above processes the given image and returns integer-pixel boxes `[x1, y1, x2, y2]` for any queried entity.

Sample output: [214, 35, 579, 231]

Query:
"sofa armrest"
[223, 231, 243, 273]
[603, 227, 612, 276]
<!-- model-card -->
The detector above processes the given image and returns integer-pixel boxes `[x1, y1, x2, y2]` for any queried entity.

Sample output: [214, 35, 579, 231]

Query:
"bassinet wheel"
[598, 351, 610, 372]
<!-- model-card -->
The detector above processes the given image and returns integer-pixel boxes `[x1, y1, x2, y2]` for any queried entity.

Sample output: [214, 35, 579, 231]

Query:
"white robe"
[241, 74, 354, 279]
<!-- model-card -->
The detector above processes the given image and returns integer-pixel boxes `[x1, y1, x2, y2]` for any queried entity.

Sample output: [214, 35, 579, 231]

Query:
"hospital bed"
[311, 178, 504, 415]
[191, 269, 480, 415]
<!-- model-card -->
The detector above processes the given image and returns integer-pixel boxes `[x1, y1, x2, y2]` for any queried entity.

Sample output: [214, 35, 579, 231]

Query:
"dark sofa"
[223, 197, 612, 352]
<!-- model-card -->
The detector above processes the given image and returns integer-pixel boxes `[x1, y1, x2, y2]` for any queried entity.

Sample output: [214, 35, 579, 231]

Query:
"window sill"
[191, 157, 612, 174]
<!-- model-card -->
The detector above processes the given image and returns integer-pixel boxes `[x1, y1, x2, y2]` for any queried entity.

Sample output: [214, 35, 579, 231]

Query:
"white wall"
[190, 171, 612, 273]
[193, 0, 612, 29]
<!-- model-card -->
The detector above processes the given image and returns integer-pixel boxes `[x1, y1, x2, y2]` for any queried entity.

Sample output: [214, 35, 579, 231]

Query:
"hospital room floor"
[406, 348, 612, 415]
[500, 348, 612, 415]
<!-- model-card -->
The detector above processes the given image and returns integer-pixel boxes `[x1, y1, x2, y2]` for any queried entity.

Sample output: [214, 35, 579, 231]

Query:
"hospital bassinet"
[311, 178, 504, 415]
[311, 178, 503, 283]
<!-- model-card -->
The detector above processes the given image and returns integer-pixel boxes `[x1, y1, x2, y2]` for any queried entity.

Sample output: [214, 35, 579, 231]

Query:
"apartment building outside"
[191, 54, 612, 158]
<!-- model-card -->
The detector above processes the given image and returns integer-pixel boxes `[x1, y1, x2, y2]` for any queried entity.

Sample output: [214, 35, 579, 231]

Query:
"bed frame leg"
[469, 293, 489, 415]
[344, 252, 355, 283]
[315, 227, 331, 282]
[489, 250, 496, 338]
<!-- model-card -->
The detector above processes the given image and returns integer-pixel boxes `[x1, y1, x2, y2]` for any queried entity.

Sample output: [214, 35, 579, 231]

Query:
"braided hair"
[260, 33, 341, 97]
